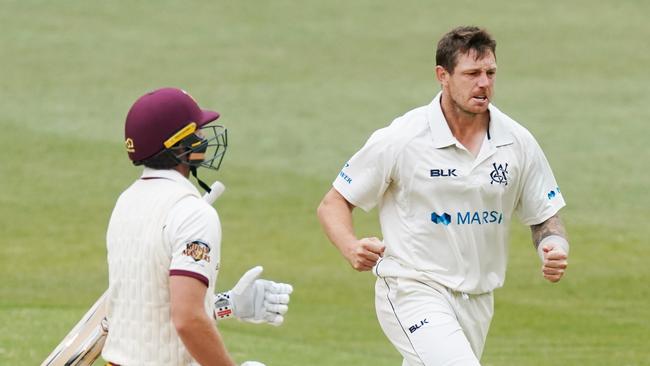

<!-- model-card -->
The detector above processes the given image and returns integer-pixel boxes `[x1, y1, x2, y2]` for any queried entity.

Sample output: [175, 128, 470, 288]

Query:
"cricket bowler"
[317, 26, 570, 365]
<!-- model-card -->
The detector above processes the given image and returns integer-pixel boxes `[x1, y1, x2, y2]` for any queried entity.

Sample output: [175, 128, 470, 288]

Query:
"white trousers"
[375, 277, 494, 366]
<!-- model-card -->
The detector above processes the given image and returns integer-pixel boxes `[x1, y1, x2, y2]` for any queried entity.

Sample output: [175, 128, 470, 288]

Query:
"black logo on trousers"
[408, 318, 429, 333]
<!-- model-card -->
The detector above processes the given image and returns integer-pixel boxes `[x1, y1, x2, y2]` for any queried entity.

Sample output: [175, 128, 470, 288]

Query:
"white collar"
[140, 167, 200, 195]
[427, 92, 514, 149]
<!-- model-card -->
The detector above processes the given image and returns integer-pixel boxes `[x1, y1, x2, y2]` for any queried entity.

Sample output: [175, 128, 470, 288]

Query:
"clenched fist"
[343, 237, 385, 271]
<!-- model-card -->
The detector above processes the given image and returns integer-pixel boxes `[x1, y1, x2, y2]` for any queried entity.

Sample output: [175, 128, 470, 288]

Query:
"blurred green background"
[1, 1, 649, 365]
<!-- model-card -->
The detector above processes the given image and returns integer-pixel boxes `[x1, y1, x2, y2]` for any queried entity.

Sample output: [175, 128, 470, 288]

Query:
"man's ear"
[435, 65, 448, 85]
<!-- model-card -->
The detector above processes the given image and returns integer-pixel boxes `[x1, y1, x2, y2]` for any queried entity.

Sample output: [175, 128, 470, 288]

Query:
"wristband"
[537, 235, 569, 261]
[214, 291, 234, 320]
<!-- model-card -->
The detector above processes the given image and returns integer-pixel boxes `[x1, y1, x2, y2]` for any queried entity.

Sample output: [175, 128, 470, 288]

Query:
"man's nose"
[477, 72, 490, 87]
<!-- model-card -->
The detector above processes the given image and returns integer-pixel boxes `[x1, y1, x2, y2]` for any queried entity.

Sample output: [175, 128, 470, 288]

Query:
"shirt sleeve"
[333, 126, 397, 212]
[165, 196, 221, 287]
[515, 135, 566, 226]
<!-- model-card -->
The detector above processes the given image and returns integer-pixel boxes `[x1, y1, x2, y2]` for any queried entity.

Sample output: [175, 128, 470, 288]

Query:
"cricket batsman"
[61, 87, 292, 366]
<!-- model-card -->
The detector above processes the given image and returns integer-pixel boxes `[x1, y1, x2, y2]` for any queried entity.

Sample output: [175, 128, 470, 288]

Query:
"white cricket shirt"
[160, 169, 222, 289]
[103, 168, 220, 365]
[333, 92, 565, 294]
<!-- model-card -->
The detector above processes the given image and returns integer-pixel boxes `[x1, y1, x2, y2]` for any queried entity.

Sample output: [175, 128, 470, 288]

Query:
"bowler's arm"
[317, 188, 384, 271]
[530, 214, 569, 283]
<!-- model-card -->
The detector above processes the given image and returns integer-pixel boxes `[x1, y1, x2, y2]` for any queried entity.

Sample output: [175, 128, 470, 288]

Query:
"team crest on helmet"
[125, 138, 135, 153]
[182, 240, 211, 262]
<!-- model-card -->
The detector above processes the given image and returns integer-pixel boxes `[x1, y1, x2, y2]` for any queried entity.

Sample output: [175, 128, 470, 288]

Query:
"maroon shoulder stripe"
[170, 270, 209, 287]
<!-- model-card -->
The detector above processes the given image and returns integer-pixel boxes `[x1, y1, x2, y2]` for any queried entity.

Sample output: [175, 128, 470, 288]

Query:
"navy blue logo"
[408, 318, 429, 334]
[431, 212, 452, 225]
[489, 162, 509, 186]
[430, 169, 457, 177]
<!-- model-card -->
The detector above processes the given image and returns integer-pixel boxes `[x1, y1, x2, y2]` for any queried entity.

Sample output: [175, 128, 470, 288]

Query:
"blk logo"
[409, 318, 429, 333]
[489, 162, 509, 186]
[430, 168, 457, 177]
[431, 212, 451, 225]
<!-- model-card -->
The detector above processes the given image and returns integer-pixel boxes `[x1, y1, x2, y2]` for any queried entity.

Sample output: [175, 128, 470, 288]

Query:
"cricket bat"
[41, 290, 109, 366]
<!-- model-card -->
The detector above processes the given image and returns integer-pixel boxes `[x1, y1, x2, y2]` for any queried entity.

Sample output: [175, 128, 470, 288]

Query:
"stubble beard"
[449, 92, 486, 117]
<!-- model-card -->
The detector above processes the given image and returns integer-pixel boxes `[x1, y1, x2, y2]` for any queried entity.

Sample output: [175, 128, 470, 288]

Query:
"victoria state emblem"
[182, 241, 211, 262]
[489, 162, 509, 186]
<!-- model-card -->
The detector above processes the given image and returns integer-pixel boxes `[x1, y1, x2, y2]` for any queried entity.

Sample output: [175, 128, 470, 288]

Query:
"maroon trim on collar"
[140, 176, 171, 180]
[170, 270, 209, 287]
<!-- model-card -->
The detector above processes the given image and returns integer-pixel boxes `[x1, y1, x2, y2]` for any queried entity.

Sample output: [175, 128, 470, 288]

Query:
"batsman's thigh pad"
[375, 277, 481, 366]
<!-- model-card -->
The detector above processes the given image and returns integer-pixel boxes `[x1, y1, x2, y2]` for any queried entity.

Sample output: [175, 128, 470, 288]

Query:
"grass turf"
[1, 1, 649, 365]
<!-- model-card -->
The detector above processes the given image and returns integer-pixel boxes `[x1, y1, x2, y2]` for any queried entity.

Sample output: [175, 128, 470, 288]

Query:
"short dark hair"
[140, 151, 179, 169]
[138, 147, 184, 169]
[435, 26, 496, 73]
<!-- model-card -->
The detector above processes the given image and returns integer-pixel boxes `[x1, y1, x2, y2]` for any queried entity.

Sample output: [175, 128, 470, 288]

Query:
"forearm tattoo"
[530, 214, 567, 249]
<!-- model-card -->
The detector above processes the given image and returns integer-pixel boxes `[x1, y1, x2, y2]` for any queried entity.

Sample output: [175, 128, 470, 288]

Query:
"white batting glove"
[213, 267, 293, 324]
[202, 181, 226, 205]
[241, 362, 265, 366]
[227, 266, 293, 326]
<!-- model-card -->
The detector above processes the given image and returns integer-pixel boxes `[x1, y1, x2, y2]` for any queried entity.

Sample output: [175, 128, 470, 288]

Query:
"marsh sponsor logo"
[431, 211, 503, 225]
[457, 211, 503, 225]
[431, 212, 452, 225]
[547, 186, 561, 200]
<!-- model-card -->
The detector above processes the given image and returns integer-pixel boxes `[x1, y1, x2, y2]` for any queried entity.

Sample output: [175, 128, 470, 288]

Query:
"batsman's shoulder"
[194, 195, 220, 216]
[175, 194, 220, 223]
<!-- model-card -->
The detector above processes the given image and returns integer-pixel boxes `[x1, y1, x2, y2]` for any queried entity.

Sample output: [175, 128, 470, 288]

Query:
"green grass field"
[1, 1, 649, 365]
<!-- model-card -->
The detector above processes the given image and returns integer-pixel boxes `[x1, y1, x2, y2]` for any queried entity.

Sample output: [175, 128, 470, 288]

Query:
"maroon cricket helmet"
[124, 88, 220, 162]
